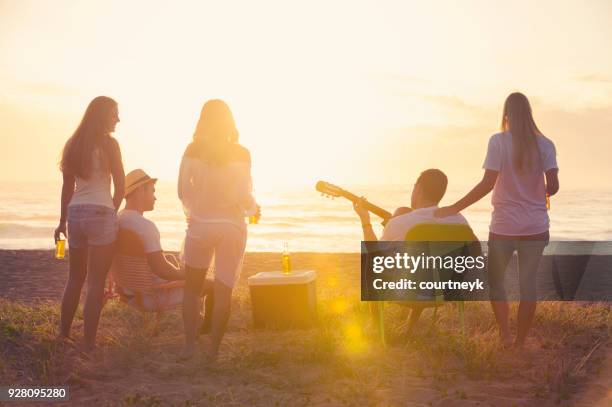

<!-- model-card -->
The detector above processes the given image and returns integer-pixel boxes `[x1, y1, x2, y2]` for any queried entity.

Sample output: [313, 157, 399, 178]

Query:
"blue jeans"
[67, 204, 118, 248]
[487, 231, 549, 301]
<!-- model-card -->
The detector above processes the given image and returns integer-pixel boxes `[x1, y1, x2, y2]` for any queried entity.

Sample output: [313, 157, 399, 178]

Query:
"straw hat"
[125, 169, 157, 197]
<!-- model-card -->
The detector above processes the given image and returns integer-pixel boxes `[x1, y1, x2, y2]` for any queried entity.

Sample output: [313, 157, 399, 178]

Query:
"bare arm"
[361, 224, 378, 241]
[353, 199, 378, 241]
[54, 173, 75, 242]
[545, 168, 559, 196]
[435, 170, 498, 218]
[146, 251, 185, 281]
[60, 173, 75, 223]
[238, 149, 258, 214]
[453, 170, 498, 212]
[177, 156, 188, 202]
[107, 137, 125, 210]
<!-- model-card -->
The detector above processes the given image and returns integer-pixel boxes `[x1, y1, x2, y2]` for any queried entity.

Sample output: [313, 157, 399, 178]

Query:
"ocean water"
[1, 181, 611, 253]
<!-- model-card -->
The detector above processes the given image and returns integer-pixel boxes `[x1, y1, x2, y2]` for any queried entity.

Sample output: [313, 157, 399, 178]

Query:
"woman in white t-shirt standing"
[436, 92, 559, 348]
[178, 99, 258, 360]
[54, 96, 125, 352]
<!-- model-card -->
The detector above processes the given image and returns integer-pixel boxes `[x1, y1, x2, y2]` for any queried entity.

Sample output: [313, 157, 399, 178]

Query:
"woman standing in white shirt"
[436, 92, 559, 348]
[178, 99, 258, 360]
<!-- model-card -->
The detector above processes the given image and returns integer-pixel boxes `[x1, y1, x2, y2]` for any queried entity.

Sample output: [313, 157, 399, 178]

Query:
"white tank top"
[68, 149, 114, 209]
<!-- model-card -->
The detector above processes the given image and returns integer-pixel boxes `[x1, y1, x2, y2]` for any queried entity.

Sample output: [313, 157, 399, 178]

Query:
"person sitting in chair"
[116, 169, 214, 331]
[353, 169, 477, 332]
[354, 169, 471, 242]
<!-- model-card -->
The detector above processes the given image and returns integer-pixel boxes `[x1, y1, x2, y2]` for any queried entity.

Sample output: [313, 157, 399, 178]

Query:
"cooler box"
[247, 270, 317, 328]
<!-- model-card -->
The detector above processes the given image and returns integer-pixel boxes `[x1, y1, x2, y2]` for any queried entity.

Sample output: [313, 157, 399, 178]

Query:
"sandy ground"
[1, 249, 611, 406]
[0, 250, 356, 303]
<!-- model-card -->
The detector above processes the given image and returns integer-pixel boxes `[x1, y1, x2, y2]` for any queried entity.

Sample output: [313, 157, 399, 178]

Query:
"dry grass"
[1, 293, 610, 406]
[1, 252, 610, 405]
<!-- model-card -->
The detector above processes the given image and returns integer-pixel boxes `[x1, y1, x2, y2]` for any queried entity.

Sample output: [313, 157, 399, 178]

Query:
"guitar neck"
[339, 190, 392, 221]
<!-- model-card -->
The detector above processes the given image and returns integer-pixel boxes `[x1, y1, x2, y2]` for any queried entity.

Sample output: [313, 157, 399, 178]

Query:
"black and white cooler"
[247, 270, 317, 328]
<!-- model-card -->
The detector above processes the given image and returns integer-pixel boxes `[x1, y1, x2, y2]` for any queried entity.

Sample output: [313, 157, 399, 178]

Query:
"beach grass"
[1, 292, 610, 405]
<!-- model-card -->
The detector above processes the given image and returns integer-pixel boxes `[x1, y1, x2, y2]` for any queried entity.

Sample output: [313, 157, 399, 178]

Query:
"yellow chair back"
[405, 223, 475, 242]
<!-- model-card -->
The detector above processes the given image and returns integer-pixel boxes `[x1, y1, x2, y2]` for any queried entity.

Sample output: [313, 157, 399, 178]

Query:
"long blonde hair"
[501, 92, 544, 172]
[184, 99, 239, 165]
[60, 96, 118, 178]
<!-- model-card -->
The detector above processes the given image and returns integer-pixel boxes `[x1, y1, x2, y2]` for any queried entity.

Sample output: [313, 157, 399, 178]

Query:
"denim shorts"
[487, 231, 549, 301]
[67, 204, 118, 248]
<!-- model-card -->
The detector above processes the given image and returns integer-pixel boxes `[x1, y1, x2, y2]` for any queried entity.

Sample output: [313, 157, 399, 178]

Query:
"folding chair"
[375, 223, 478, 343]
[110, 228, 185, 332]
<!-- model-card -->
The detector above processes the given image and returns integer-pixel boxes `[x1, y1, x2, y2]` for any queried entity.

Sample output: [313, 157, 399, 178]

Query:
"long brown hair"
[501, 92, 544, 172]
[184, 99, 239, 165]
[60, 96, 118, 178]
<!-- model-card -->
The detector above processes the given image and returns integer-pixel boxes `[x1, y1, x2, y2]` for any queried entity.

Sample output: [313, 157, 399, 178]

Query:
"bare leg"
[82, 242, 115, 351]
[208, 280, 233, 359]
[369, 302, 381, 326]
[515, 301, 536, 347]
[182, 266, 206, 358]
[407, 304, 425, 333]
[60, 247, 89, 338]
[200, 279, 215, 335]
[490, 301, 512, 346]
[487, 238, 515, 347]
[368, 302, 385, 340]
[514, 239, 546, 347]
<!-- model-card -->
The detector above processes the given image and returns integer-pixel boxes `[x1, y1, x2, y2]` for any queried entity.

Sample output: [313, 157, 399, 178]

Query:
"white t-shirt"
[483, 131, 558, 236]
[381, 206, 470, 241]
[117, 209, 162, 254]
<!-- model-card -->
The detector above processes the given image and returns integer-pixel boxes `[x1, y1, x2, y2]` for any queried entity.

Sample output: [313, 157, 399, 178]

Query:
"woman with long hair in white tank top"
[436, 92, 559, 348]
[54, 96, 125, 352]
[178, 99, 258, 360]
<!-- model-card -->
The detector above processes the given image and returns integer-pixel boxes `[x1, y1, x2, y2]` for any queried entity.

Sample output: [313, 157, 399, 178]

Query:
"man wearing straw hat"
[117, 169, 214, 331]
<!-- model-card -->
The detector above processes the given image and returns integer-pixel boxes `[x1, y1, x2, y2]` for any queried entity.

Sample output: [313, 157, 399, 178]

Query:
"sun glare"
[1, 0, 612, 188]
[343, 321, 369, 354]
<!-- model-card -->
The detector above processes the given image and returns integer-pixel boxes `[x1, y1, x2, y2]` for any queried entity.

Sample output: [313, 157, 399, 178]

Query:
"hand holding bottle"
[54, 221, 67, 259]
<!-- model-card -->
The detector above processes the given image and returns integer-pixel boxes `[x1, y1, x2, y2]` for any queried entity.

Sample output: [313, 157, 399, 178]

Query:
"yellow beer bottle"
[282, 241, 291, 275]
[55, 238, 66, 259]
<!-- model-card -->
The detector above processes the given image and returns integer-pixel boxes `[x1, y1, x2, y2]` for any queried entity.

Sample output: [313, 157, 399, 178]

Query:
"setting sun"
[1, 2, 612, 405]
[2, 1, 612, 189]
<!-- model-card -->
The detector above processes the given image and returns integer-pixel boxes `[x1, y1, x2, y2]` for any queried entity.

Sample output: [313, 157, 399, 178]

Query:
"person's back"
[178, 99, 258, 361]
[435, 92, 560, 348]
[69, 148, 114, 209]
[354, 169, 475, 242]
[381, 206, 469, 241]
[117, 209, 162, 258]
[353, 168, 475, 332]
[53, 96, 125, 353]
[486, 131, 557, 235]
[178, 144, 255, 224]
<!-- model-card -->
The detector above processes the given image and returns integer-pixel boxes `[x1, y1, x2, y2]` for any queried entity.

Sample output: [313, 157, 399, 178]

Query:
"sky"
[1, 0, 611, 190]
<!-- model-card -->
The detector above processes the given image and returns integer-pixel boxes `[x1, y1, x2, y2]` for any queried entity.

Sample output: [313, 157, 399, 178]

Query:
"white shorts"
[182, 222, 247, 288]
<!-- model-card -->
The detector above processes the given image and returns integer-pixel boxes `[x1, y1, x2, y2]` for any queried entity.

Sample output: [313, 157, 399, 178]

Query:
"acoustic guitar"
[316, 180, 411, 226]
